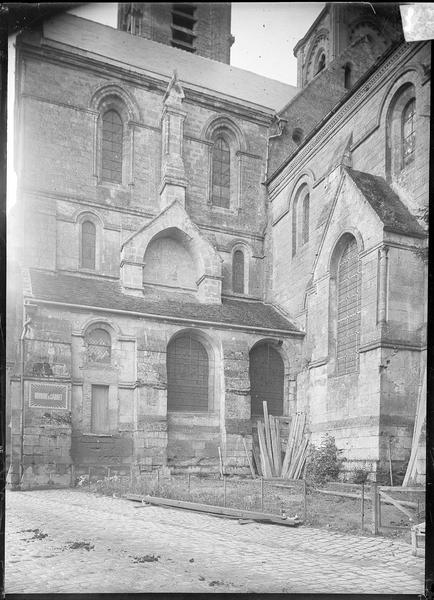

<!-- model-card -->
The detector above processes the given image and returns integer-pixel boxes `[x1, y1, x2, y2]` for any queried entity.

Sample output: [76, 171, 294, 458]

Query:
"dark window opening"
[292, 128, 303, 145]
[315, 53, 326, 75]
[402, 98, 416, 167]
[171, 3, 196, 52]
[101, 109, 123, 183]
[167, 334, 209, 412]
[250, 343, 284, 417]
[344, 64, 352, 89]
[81, 220, 96, 270]
[212, 137, 230, 208]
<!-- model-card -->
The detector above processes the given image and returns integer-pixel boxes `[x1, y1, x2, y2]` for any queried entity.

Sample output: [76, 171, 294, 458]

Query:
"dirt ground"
[77, 472, 423, 542]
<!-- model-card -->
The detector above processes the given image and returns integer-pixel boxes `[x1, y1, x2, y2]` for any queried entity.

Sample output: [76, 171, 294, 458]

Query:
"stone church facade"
[7, 3, 428, 487]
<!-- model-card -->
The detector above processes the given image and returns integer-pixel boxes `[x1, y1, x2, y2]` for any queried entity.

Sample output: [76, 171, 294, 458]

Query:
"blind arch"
[249, 343, 284, 417]
[232, 249, 245, 293]
[81, 220, 96, 270]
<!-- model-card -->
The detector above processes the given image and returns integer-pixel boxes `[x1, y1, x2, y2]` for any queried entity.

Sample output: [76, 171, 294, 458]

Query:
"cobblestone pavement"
[5, 489, 424, 594]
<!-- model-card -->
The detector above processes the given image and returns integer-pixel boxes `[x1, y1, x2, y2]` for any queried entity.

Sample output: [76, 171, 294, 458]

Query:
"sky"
[67, 2, 325, 86]
[231, 3, 325, 85]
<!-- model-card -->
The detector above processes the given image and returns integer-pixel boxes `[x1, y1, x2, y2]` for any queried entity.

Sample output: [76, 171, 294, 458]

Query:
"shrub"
[352, 467, 369, 484]
[304, 434, 343, 487]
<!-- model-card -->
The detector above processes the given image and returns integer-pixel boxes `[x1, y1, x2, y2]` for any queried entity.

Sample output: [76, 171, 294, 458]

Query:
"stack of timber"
[257, 401, 310, 479]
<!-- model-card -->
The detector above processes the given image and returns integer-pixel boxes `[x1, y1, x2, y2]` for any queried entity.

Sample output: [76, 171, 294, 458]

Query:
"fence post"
[88, 466, 91, 489]
[223, 475, 227, 508]
[188, 473, 191, 497]
[71, 463, 75, 488]
[361, 482, 365, 532]
[156, 468, 160, 496]
[260, 477, 264, 512]
[107, 467, 111, 479]
[303, 480, 307, 522]
[372, 482, 378, 535]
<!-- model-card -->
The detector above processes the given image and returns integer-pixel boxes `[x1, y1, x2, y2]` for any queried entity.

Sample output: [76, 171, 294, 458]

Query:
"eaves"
[28, 297, 305, 339]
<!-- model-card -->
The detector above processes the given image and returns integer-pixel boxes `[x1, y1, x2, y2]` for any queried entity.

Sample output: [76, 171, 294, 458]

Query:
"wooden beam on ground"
[126, 494, 302, 526]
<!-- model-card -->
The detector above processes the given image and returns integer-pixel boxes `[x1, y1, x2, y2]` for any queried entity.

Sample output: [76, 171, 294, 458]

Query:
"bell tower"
[118, 2, 234, 64]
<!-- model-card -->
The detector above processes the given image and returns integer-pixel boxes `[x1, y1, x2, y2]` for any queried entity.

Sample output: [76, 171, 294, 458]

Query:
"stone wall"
[267, 41, 429, 477]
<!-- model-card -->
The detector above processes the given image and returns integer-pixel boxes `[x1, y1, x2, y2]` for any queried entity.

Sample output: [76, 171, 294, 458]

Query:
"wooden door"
[91, 385, 110, 434]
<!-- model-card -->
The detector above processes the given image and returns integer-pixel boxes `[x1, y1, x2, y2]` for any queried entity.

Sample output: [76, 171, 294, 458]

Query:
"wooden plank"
[275, 418, 282, 475]
[262, 401, 274, 475]
[379, 490, 415, 520]
[403, 362, 426, 486]
[379, 486, 425, 493]
[252, 444, 262, 477]
[257, 421, 273, 478]
[126, 494, 302, 526]
[242, 436, 256, 479]
[287, 433, 307, 479]
[281, 415, 296, 476]
[282, 413, 299, 478]
[270, 415, 281, 476]
[294, 436, 310, 479]
[372, 482, 379, 535]
[218, 446, 224, 478]
[315, 488, 419, 509]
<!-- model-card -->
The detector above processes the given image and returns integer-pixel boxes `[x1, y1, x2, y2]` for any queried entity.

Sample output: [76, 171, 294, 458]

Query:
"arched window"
[81, 220, 96, 270]
[292, 196, 298, 257]
[167, 333, 209, 411]
[101, 109, 123, 183]
[212, 136, 230, 208]
[344, 63, 352, 90]
[232, 249, 245, 294]
[336, 238, 361, 375]
[385, 83, 416, 180]
[401, 98, 416, 168]
[250, 343, 284, 417]
[86, 328, 111, 364]
[315, 52, 326, 75]
[302, 193, 310, 245]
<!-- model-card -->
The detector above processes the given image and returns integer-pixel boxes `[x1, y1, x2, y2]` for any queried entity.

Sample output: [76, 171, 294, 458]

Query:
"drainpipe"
[19, 312, 32, 485]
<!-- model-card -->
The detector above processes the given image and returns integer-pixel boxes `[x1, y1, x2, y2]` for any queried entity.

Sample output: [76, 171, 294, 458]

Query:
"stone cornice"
[19, 41, 275, 127]
[22, 186, 265, 242]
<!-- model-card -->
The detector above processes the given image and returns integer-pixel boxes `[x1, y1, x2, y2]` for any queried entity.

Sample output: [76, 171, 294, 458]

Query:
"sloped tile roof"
[28, 270, 301, 334]
[345, 168, 426, 237]
[42, 13, 298, 112]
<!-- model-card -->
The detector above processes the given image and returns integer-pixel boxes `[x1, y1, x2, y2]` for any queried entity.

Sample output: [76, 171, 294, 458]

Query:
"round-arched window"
[86, 328, 111, 363]
[167, 334, 209, 411]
